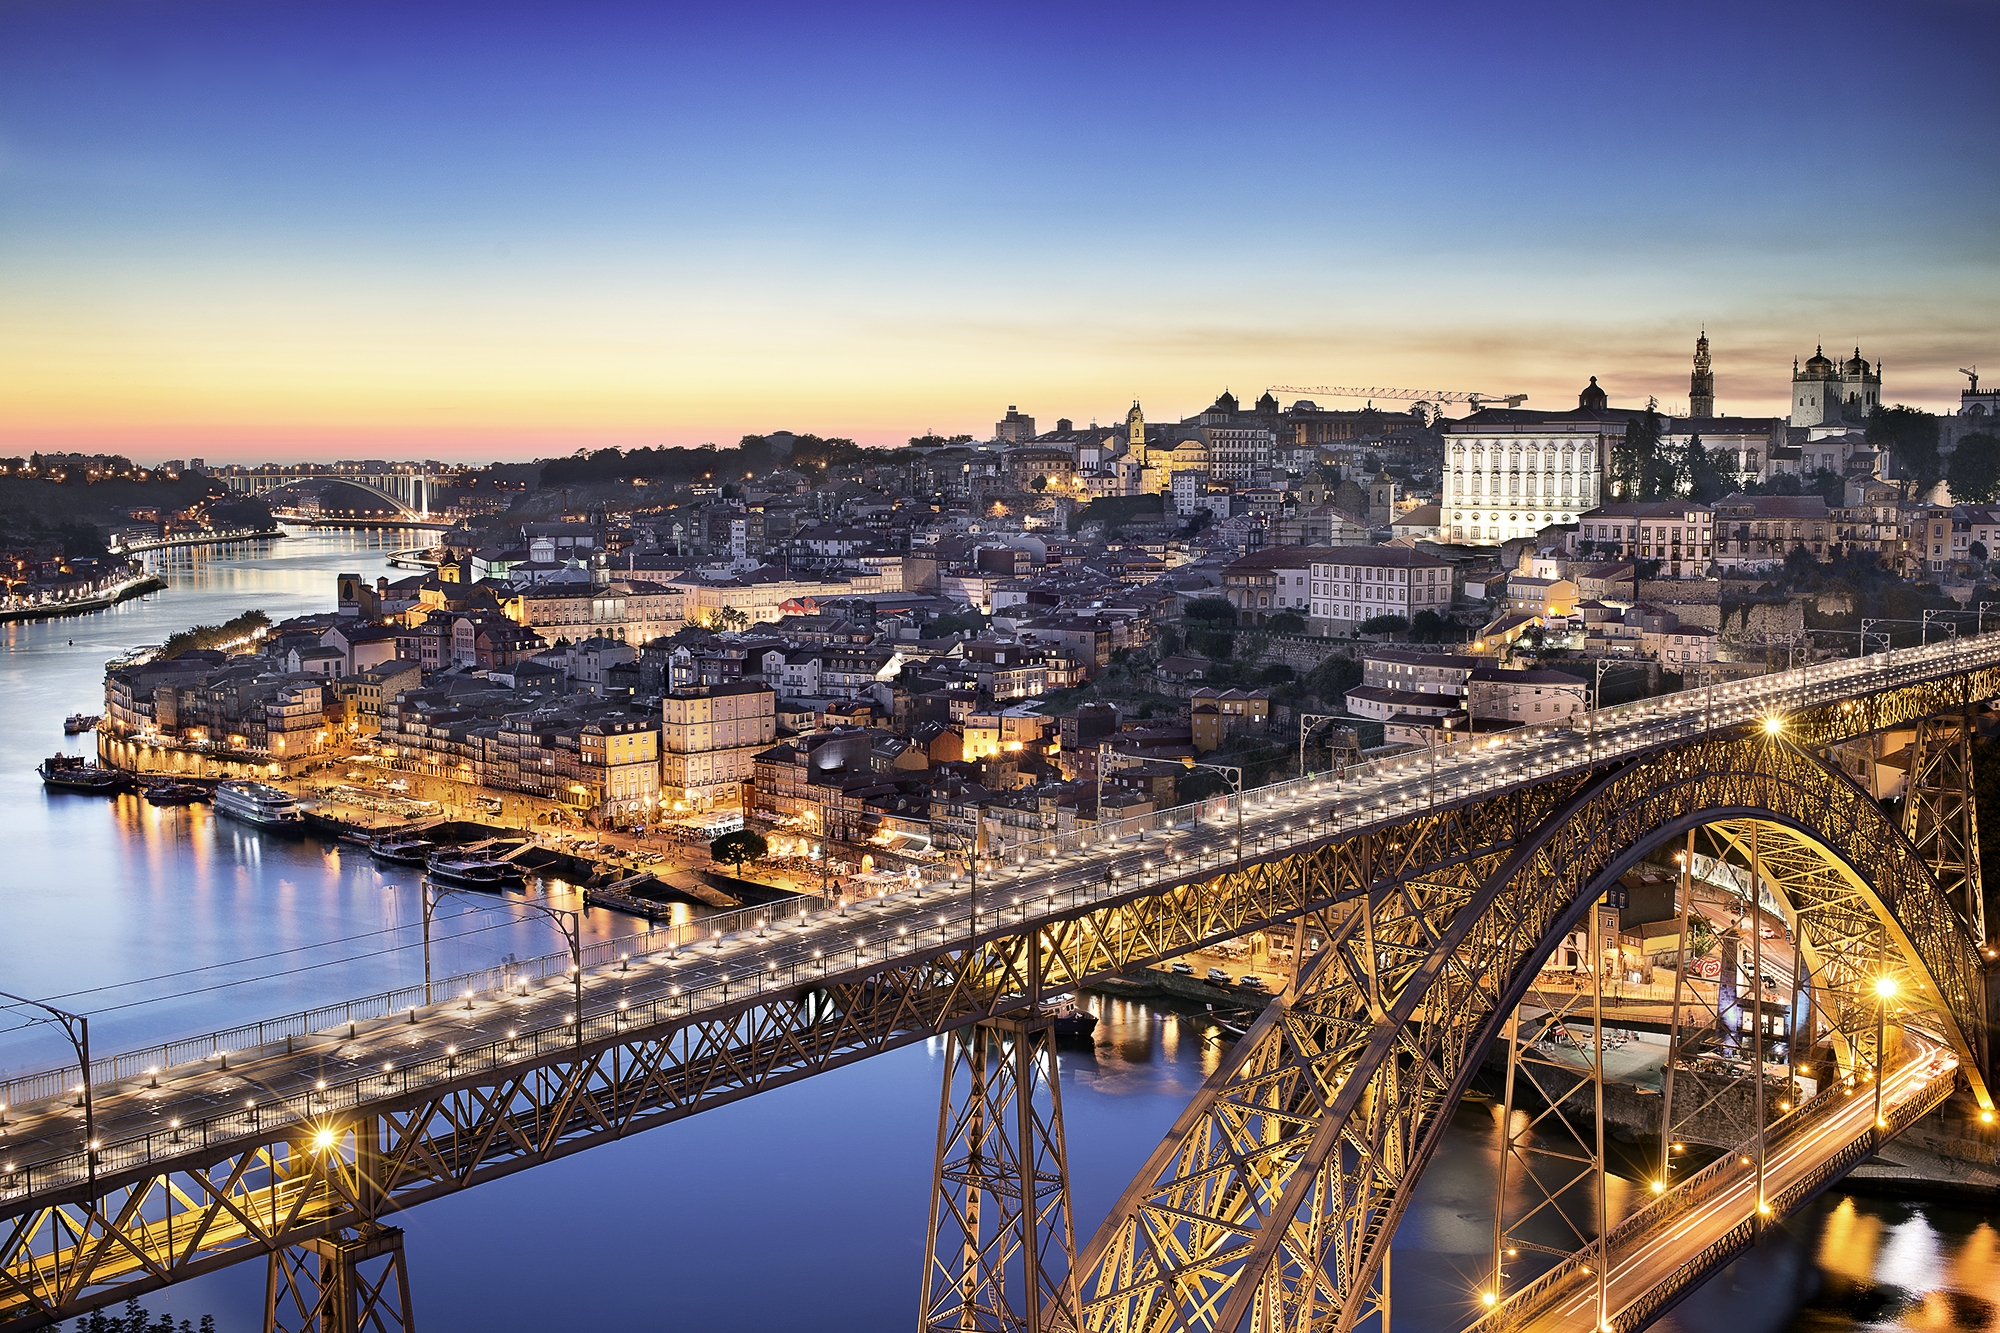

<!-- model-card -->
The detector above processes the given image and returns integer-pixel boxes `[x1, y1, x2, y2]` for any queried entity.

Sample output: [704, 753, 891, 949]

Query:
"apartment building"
[1307, 547, 1453, 629]
[661, 681, 777, 811]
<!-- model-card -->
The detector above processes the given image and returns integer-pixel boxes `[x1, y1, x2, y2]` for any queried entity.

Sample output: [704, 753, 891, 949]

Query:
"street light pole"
[0, 990, 94, 1190]
[1182, 758, 1244, 867]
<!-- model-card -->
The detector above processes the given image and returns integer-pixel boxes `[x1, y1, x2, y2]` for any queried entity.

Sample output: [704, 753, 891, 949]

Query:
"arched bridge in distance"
[2, 637, 1998, 1332]
[215, 465, 433, 521]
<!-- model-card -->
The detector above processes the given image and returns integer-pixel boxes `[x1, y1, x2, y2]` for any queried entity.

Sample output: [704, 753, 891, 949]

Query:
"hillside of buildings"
[77, 353, 2000, 868]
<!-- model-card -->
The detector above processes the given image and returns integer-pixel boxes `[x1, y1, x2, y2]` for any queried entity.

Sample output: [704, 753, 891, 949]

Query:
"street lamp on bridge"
[0, 990, 95, 1193]
[422, 882, 584, 1050]
[1181, 757, 1244, 868]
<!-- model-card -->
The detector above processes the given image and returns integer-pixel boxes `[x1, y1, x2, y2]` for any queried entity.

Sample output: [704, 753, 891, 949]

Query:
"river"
[0, 528, 1989, 1331]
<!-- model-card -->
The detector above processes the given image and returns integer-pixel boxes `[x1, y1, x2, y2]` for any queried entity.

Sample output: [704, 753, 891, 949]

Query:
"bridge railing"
[6, 636, 1995, 1116]
[0, 900, 993, 1205]
[1473, 1065, 1959, 1333]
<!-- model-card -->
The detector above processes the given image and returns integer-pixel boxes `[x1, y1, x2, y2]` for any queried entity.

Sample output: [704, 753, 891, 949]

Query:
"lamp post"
[1873, 974, 1898, 1133]
[0, 990, 94, 1190]
[424, 884, 584, 1048]
[1182, 758, 1244, 867]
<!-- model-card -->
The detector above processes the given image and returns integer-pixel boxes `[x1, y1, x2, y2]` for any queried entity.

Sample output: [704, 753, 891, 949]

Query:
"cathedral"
[1789, 345, 1882, 428]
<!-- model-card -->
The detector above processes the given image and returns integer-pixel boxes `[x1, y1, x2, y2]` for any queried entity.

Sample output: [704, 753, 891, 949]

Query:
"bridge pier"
[919, 1012, 1076, 1333]
[264, 1224, 415, 1333]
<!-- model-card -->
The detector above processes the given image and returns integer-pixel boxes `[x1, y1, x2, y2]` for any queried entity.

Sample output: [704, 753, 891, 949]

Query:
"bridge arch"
[1069, 730, 1991, 1333]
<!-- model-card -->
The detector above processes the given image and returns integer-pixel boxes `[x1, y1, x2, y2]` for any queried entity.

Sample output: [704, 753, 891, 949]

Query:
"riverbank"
[110, 527, 284, 555]
[0, 573, 165, 623]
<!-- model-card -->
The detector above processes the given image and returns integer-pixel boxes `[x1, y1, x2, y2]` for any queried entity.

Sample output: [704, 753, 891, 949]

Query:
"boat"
[214, 781, 304, 829]
[63, 713, 101, 734]
[144, 782, 207, 806]
[38, 754, 129, 794]
[1045, 993, 1099, 1040]
[425, 849, 521, 890]
[369, 834, 435, 866]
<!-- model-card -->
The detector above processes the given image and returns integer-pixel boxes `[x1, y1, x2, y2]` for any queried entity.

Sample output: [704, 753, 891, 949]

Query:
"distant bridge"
[215, 465, 434, 520]
[2, 640, 1997, 1332]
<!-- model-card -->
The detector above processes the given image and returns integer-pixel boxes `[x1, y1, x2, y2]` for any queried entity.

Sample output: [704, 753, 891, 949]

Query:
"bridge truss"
[2, 654, 1997, 1330]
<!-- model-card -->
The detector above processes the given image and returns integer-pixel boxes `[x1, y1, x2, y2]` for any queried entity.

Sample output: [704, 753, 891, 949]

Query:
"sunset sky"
[2, 0, 1996, 463]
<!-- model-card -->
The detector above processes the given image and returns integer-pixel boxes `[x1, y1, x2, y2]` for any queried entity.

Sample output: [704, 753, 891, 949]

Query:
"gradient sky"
[2, 0, 1997, 463]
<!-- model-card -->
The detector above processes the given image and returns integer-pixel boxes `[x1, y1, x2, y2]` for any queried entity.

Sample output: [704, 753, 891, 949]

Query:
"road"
[4, 633, 1995, 1207]
[1518, 1041, 1954, 1333]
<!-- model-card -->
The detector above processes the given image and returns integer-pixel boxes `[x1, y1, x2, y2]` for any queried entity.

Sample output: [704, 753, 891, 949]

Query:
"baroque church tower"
[1689, 331, 1715, 417]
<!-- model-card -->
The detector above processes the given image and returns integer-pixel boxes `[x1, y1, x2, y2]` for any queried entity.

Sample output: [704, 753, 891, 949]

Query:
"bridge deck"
[3, 638, 1995, 1232]
[1497, 1050, 1958, 1333]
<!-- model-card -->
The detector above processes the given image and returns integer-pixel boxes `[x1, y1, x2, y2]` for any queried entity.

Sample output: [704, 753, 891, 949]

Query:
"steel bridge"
[4, 637, 1999, 1332]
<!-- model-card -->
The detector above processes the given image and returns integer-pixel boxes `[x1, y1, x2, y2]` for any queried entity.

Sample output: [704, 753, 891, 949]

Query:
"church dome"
[1844, 347, 1870, 375]
[1804, 346, 1835, 376]
[1211, 390, 1239, 413]
[1578, 376, 1609, 410]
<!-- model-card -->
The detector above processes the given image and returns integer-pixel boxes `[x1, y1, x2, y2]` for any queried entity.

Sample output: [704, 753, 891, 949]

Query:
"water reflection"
[1, 531, 1992, 1332]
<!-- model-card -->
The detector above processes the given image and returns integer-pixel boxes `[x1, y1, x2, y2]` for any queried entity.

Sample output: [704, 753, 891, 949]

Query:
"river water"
[0, 528, 1989, 1332]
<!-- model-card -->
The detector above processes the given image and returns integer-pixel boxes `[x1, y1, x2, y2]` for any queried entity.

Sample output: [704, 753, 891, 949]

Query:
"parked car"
[1169, 961, 1194, 975]
[1237, 974, 1269, 991]
[1206, 967, 1231, 983]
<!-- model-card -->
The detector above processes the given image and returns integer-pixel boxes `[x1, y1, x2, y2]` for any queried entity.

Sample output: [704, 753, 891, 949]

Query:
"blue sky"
[2, 0, 1995, 459]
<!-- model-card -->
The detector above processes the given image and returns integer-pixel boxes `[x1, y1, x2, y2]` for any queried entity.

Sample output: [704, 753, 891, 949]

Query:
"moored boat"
[370, 834, 434, 866]
[63, 713, 101, 734]
[1045, 993, 1099, 1039]
[425, 849, 520, 889]
[143, 782, 207, 806]
[214, 781, 304, 829]
[38, 754, 129, 794]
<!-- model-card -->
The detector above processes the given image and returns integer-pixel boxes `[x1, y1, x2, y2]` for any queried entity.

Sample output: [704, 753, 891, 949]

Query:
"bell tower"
[1689, 330, 1715, 417]
[1125, 401, 1145, 457]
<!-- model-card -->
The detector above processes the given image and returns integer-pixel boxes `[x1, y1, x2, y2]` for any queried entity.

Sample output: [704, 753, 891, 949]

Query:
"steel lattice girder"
[1064, 733, 1991, 1333]
[1899, 715, 1985, 943]
[0, 792, 1562, 1328]
[5, 659, 1998, 1328]
[921, 1016, 1077, 1333]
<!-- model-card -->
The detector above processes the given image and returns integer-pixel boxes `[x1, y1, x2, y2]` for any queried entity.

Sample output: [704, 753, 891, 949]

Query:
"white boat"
[214, 781, 303, 829]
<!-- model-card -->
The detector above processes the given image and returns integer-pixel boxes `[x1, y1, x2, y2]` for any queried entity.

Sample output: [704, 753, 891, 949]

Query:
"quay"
[0, 573, 165, 624]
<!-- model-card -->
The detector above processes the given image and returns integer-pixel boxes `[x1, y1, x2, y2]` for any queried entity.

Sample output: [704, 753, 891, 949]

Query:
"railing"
[0, 914, 991, 1204]
[4, 636, 1994, 1159]
[0, 895, 831, 1114]
[1475, 1066, 1959, 1333]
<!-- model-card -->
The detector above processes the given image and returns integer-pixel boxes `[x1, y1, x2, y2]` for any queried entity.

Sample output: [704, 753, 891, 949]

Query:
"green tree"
[1029, 474, 1048, 492]
[709, 829, 769, 873]
[1358, 613, 1409, 637]
[1867, 405, 1942, 494]
[1612, 407, 1667, 499]
[1947, 432, 2000, 504]
[1184, 596, 1236, 623]
[1409, 609, 1451, 642]
[1267, 609, 1306, 634]
[713, 606, 749, 632]
[1191, 628, 1235, 659]
[1675, 433, 1731, 502]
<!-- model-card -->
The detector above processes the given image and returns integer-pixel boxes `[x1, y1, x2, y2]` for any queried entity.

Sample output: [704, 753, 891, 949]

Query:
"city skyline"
[3, 0, 1996, 462]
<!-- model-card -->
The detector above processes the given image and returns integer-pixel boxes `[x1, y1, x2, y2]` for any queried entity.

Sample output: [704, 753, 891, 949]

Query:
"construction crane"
[1961, 367, 1979, 393]
[1269, 385, 1528, 411]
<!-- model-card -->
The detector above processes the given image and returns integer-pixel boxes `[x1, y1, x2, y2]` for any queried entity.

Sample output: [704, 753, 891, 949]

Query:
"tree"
[1972, 541, 1989, 564]
[1409, 609, 1451, 643]
[1030, 474, 1048, 492]
[709, 829, 768, 874]
[1191, 628, 1235, 660]
[713, 606, 749, 632]
[1948, 432, 2000, 504]
[1257, 663, 1295, 685]
[1358, 613, 1409, 637]
[1867, 405, 1942, 495]
[1267, 609, 1306, 634]
[1184, 596, 1236, 624]
[1612, 406, 1667, 499]
[1675, 433, 1731, 503]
